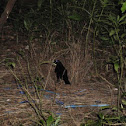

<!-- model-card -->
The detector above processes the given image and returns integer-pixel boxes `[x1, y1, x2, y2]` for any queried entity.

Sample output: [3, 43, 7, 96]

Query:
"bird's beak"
[52, 63, 56, 66]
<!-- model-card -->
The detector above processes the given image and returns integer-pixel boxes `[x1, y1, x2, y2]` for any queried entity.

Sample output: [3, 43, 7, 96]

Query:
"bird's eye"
[54, 60, 59, 63]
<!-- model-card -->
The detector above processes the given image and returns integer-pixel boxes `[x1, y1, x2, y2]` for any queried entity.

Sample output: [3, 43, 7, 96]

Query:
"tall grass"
[68, 41, 93, 85]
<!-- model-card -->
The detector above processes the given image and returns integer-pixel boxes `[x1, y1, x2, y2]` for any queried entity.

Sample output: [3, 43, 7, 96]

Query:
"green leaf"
[68, 14, 82, 21]
[29, 36, 34, 41]
[101, 20, 113, 27]
[109, 29, 115, 36]
[100, 36, 109, 41]
[39, 119, 46, 125]
[54, 116, 60, 126]
[113, 35, 118, 41]
[100, 0, 108, 7]
[114, 63, 119, 73]
[121, 33, 126, 38]
[38, 0, 43, 9]
[46, 115, 55, 126]
[117, 15, 120, 22]
[119, 14, 126, 22]
[121, 2, 126, 13]
[98, 113, 104, 120]
[100, 106, 110, 110]
[108, 15, 116, 23]
[122, 99, 126, 105]
[6, 62, 16, 68]
[120, 20, 126, 25]
[24, 20, 29, 31]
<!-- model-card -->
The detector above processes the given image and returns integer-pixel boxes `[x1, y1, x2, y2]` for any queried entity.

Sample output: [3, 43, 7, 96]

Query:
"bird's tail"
[64, 79, 71, 84]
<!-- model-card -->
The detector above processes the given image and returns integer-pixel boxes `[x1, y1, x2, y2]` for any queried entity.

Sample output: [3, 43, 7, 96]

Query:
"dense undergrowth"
[1, 0, 126, 125]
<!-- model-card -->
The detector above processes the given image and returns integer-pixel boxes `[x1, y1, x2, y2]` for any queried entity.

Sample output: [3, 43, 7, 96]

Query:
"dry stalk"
[68, 41, 92, 85]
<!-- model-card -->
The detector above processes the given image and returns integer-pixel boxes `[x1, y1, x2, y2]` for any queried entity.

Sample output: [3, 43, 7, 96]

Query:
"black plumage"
[54, 60, 71, 84]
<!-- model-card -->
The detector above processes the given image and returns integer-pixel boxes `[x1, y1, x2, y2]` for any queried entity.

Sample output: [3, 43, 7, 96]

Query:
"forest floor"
[0, 26, 118, 126]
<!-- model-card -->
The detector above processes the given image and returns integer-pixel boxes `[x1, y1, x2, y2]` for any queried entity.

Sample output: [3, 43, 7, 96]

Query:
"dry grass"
[68, 42, 93, 85]
[0, 32, 118, 126]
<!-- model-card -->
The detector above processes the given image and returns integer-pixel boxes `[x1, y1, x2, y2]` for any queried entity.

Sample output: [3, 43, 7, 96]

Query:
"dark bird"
[54, 60, 71, 84]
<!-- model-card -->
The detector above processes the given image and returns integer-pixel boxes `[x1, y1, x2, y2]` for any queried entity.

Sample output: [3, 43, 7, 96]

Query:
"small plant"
[38, 115, 60, 126]
[93, 0, 126, 111]
[81, 107, 126, 126]
[5, 47, 59, 125]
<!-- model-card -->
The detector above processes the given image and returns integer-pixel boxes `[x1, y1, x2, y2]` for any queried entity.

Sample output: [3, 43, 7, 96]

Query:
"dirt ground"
[0, 26, 118, 126]
[0, 81, 118, 126]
